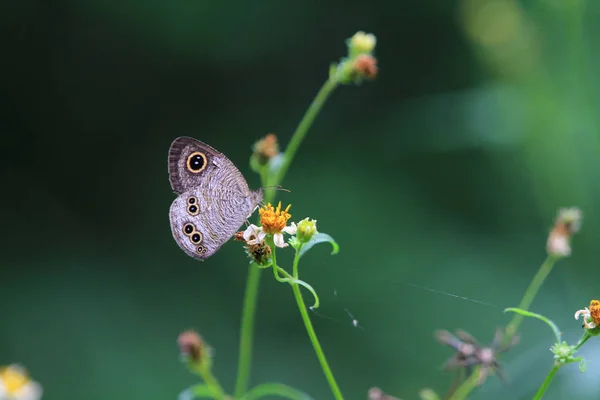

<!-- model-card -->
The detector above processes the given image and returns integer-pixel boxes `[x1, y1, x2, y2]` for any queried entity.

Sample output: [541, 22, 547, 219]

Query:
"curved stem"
[533, 363, 560, 400]
[574, 330, 592, 351]
[244, 383, 311, 400]
[504, 255, 558, 344]
[291, 281, 343, 400]
[234, 265, 262, 397]
[274, 78, 339, 184]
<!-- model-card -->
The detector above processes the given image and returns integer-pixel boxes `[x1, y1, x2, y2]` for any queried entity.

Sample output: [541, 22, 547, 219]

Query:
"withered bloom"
[252, 133, 280, 165]
[178, 330, 204, 363]
[353, 55, 378, 79]
[436, 328, 519, 385]
[546, 207, 582, 257]
[368, 387, 400, 400]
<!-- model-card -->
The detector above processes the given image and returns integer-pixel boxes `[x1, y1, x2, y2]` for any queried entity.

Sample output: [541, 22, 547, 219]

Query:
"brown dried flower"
[354, 55, 378, 79]
[178, 330, 204, 363]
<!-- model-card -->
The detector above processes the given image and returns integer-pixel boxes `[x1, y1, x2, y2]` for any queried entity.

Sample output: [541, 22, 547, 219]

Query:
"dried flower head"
[436, 328, 519, 385]
[236, 227, 272, 265]
[368, 387, 400, 400]
[575, 299, 600, 330]
[178, 330, 204, 363]
[0, 364, 42, 400]
[353, 55, 378, 80]
[546, 207, 582, 257]
[252, 133, 280, 165]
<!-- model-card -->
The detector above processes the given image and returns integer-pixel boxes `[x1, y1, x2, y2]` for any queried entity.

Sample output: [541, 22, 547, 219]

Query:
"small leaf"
[504, 307, 562, 343]
[579, 357, 587, 373]
[244, 382, 314, 400]
[178, 384, 215, 400]
[299, 233, 339, 258]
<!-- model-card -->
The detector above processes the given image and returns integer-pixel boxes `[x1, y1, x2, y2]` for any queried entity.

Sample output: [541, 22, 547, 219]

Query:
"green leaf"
[579, 357, 587, 373]
[243, 383, 314, 400]
[299, 233, 339, 258]
[504, 307, 562, 343]
[178, 384, 215, 400]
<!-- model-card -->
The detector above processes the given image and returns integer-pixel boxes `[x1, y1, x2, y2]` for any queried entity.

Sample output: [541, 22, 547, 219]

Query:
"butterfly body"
[168, 137, 263, 260]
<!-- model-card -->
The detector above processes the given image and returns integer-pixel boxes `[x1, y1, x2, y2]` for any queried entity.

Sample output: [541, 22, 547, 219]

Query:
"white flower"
[0, 365, 42, 400]
[243, 223, 297, 248]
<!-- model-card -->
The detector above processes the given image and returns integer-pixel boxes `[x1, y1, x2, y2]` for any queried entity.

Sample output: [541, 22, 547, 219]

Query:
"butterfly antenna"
[262, 184, 291, 193]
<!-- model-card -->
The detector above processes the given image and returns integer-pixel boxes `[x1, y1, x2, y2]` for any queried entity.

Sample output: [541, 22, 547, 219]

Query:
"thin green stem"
[574, 330, 592, 351]
[447, 366, 481, 400]
[291, 281, 343, 400]
[533, 363, 560, 400]
[293, 245, 302, 278]
[195, 363, 227, 399]
[274, 78, 339, 184]
[504, 255, 558, 344]
[449, 255, 559, 399]
[234, 265, 262, 397]
[235, 75, 339, 398]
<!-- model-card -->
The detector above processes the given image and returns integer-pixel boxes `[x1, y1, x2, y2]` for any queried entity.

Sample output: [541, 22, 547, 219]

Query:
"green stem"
[533, 363, 560, 400]
[504, 255, 558, 343]
[195, 363, 227, 399]
[449, 255, 559, 399]
[291, 281, 343, 400]
[574, 330, 592, 351]
[274, 78, 339, 184]
[234, 265, 262, 397]
[235, 75, 339, 398]
[447, 366, 481, 400]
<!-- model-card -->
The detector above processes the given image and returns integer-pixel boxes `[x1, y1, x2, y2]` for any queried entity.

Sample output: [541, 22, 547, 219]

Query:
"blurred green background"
[2, 1, 600, 399]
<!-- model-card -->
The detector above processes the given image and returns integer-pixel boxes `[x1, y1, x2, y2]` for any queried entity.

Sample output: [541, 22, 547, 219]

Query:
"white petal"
[574, 308, 590, 320]
[588, 321, 597, 329]
[14, 381, 43, 400]
[0, 380, 7, 397]
[257, 231, 267, 243]
[273, 233, 288, 248]
[243, 224, 260, 241]
[282, 222, 297, 235]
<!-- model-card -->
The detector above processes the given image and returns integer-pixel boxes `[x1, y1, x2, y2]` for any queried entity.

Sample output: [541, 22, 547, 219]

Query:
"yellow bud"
[349, 31, 376, 54]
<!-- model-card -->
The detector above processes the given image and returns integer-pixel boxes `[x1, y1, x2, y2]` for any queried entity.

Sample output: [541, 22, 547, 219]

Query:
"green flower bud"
[296, 218, 318, 243]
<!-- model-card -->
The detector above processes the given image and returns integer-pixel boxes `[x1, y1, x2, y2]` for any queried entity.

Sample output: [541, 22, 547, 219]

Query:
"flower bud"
[296, 218, 318, 243]
[348, 31, 377, 55]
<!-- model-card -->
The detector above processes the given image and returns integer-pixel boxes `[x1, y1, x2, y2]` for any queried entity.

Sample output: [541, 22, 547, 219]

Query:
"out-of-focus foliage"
[1, 1, 600, 399]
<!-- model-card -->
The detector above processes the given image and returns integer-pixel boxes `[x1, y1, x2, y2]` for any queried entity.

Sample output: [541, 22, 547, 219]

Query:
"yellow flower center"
[0, 366, 29, 394]
[259, 202, 291, 234]
[590, 299, 600, 325]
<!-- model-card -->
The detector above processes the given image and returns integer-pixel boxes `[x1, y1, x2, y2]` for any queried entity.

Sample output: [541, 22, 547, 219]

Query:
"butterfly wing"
[168, 137, 263, 261]
[168, 136, 250, 195]
[169, 186, 260, 260]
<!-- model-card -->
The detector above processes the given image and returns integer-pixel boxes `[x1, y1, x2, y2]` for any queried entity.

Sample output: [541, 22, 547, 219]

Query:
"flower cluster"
[331, 31, 378, 84]
[236, 202, 319, 266]
[0, 364, 42, 400]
